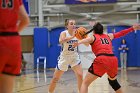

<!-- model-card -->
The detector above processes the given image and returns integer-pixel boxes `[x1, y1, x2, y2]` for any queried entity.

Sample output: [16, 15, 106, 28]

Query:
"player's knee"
[82, 79, 91, 87]
[78, 71, 83, 77]
[108, 78, 121, 91]
[76, 71, 83, 79]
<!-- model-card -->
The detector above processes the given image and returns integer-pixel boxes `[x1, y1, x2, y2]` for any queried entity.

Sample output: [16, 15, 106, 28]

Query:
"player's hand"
[71, 33, 75, 38]
[71, 29, 76, 38]
[133, 24, 140, 30]
[73, 42, 79, 48]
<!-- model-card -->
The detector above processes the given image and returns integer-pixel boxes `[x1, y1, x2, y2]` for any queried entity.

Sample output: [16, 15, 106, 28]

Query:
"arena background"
[21, 0, 140, 69]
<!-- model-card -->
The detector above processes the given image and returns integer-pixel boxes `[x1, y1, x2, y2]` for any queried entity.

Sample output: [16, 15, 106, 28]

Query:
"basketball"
[75, 27, 88, 40]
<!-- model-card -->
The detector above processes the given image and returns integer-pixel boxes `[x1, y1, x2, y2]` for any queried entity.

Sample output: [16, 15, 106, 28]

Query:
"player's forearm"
[59, 36, 75, 44]
[83, 43, 89, 46]
[78, 38, 90, 45]
[18, 17, 30, 32]
[125, 48, 129, 50]
[113, 27, 134, 39]
[118, 48, 122, 50]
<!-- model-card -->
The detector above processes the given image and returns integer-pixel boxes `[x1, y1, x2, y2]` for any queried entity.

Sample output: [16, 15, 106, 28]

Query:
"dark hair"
[93, 22, 103, 34]
[83, 22, 103, 36]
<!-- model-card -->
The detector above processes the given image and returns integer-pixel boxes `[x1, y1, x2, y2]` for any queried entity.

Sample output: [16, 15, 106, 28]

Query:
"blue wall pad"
[34, 27, 65, 68]
[34, 27, 49, 68]
[48, 27, 65, 68]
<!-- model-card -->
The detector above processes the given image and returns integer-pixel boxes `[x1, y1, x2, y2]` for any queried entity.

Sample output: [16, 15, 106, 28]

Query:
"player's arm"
[118, 47, 122, 50]
[59, 31, 75, 44]
[81, 35, 91, 46]
[83, 42, 90, 46]
[125, 47, 129, 50]
[18, 5, 30, 32]
[73, 36, 94, 47]
[108, 24, 140, 40]
[125, 48, 129, 50]
[108, 27, 134, 40]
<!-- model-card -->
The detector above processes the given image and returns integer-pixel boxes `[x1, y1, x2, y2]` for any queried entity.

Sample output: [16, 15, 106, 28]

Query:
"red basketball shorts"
[88, 55, 118, 78]
[0, 36, 21, 76]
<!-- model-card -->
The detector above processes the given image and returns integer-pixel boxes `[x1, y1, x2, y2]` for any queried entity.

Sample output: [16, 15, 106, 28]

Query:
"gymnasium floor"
[13, 68, 140, 93]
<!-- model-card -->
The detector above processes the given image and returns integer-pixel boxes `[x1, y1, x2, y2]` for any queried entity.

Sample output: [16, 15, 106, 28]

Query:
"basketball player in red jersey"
[0, 0, 30, 93]
[73, 22, 140, 93]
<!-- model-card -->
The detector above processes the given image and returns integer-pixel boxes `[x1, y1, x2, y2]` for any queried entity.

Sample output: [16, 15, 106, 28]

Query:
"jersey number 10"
[100, 38, 109, 44]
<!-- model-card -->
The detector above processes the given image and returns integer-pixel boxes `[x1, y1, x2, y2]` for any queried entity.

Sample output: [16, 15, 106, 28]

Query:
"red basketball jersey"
[91, 34, 114, 55]
[0, 0, 22, 32]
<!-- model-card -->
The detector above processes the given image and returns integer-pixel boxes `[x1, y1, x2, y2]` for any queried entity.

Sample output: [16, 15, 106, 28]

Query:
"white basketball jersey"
[61, 30, 78, 56]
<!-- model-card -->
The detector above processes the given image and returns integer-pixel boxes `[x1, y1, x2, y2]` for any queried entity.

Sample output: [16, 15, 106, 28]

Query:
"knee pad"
[108, 78, 121, 91]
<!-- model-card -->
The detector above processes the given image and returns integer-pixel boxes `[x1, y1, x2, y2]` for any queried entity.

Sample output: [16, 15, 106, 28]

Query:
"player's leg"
[123, 53, 127, 69]
[48, 69, 64, 93]
[120, 53, 123, 68]
[80, 72, 98, 93]
[80, 59, 103, 93]
[108, 76, 123, 93]
[48, 54, 68, 93]
[0, 36, 22, 93]
[107, 56, 122, 93]
[72, 64, 83, 92]
[0, 74, 15, 93]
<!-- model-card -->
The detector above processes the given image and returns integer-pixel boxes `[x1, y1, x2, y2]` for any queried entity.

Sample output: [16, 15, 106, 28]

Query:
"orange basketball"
[75, 27, 88, 40]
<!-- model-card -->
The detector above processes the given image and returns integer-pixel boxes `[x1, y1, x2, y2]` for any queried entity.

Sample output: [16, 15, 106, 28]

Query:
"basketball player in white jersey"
[48, 19, 83, 93]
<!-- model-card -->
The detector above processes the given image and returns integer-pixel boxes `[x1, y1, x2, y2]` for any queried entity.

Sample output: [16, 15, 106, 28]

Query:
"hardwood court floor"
[13, 68, 140, 93]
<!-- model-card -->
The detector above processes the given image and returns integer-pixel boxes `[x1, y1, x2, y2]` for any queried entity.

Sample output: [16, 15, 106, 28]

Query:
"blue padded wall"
[107, 26, 140, 67]
[34, 27, 65, 68]
[48, 27, 65, 68]
[135, 31, 140, 66]
[34, 27, 49, 68]
[34, 26, 140, 68]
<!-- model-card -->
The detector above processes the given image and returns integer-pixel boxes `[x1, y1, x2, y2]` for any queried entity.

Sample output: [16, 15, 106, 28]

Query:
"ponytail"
[82, 27, 94, 36]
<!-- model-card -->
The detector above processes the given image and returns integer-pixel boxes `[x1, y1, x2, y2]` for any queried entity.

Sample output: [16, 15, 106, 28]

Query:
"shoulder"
[60, 30, 67, 35]
[59, 30, 67, 38]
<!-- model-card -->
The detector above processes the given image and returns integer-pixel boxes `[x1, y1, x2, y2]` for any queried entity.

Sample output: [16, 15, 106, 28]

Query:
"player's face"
[67, 20, 76, 31]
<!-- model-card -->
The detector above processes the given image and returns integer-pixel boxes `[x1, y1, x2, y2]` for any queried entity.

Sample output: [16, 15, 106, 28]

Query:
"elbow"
[59, 39, 64, 44]
[21, 16, 30, 26]
[59, 38, 67, 44]
[59, 41, 63, 44]
[18, 17, 30, 32]
[59, 40, 65, 44]
[25, 17, 30, 26]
